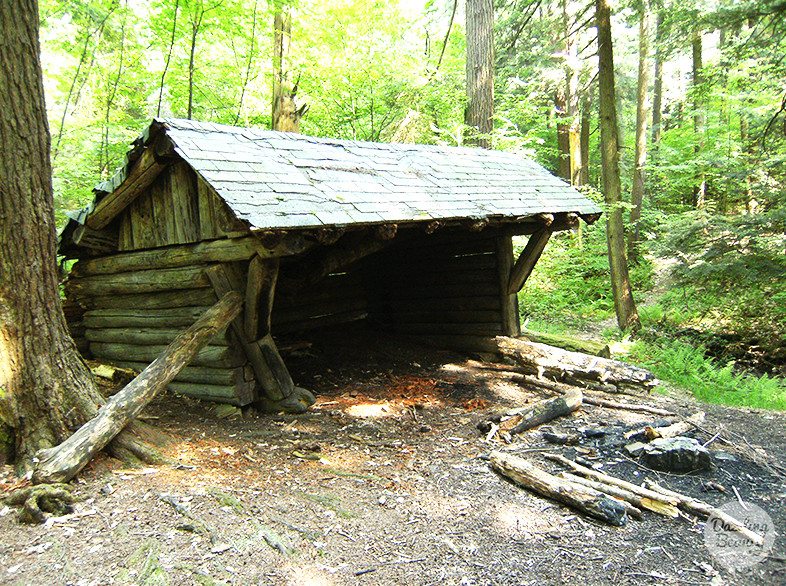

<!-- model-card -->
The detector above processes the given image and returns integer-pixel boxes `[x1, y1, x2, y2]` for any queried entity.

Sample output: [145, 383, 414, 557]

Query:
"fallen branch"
[646, 412, 705, 440]
[544, 454, 681, 506]
[558, 472, 679, 518]
[32, 292, 243, 484]
[490, 450, 628, 526]
[643, 480, 764, 546]
[478, 388, 582, 436]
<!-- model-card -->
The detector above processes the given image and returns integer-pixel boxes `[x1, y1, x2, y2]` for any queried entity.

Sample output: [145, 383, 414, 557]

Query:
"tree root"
[3, 483, 78, 524]
[107, 421, 176, 467]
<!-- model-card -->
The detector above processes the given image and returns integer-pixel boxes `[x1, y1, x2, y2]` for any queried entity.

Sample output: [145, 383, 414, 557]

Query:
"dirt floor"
[1, 326, 785, 586]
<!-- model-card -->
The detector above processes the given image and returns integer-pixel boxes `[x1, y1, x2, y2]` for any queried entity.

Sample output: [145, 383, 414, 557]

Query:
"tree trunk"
[596, 0, 641, 332]
[651, 12, 663, 147]
[555, 90, 571, 181]
[579, 94, 591, 185]
[628, 5, 650, 257]
[691, 27, 706, 208]
[272, 0, 305, 132]
[0, 0, 103, 471]
[464, 0, 494, 148]
[563, 0, 583, 186]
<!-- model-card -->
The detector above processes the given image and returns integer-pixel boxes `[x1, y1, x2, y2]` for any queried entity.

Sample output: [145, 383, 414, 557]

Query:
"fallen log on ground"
[496, 336, 658, 393]
[558, 472, 679, 518]
[513, 374, 676, 416]
[544, 453, 681, 506]
[32, 291, 243, 485]
[489, 451, 628, 526]
[643, 480, 764, 546]
[479, 388, 583, 436]
[645, 412, 705, 440]
[520, 328, 611, 358]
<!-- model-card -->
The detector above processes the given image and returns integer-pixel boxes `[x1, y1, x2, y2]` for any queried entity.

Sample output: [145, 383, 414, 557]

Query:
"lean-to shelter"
[59, 118, 601, 411]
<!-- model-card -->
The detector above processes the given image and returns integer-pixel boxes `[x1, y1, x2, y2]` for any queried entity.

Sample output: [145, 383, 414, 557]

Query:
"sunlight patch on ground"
[285, 563, 336, 586]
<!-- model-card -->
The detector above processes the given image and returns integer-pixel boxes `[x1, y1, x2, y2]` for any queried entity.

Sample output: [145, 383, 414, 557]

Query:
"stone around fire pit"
[637, 436, 713, 472]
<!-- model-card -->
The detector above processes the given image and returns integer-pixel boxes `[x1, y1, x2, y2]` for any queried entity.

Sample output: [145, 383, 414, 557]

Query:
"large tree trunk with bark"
[691, 26, 706, 208]
[596, 0, 641, 332]
[464, 0, 495, 148]
[0, 0, 103, 470]
[272, 0, 306, 132]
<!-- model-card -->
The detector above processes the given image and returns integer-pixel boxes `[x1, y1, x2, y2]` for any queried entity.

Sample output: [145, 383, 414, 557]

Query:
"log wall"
[65, 256, 256, 405]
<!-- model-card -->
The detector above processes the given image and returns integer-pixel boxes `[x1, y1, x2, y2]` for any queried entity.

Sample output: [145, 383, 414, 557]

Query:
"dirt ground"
[1, 326, 785, 586]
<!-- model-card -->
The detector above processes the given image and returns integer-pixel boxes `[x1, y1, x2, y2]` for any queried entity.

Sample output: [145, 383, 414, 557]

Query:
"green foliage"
[517, 190, 654, 328]
[628, 337, 786, 410]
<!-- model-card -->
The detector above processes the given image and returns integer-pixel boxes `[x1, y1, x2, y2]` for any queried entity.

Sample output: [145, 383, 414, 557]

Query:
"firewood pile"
[476, 336, 765, 547]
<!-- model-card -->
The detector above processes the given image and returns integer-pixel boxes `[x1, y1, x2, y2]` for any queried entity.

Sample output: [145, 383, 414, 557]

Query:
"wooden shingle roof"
[93, 118, 600, 232]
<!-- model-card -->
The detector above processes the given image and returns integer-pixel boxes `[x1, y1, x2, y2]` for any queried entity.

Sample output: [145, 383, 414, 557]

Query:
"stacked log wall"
[66, 259, 255, 406]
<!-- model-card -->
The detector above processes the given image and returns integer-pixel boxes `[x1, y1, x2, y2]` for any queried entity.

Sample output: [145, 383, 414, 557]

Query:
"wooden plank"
[376, 282, 500, 300]
[197, 175, 219, 240]
[383, 295, 502, 312]
[377, 253, 497, 274]
[85, 327, 230, 346]
[148, 171, 176, 247]
[508, 228, 552, 294]
[71, 236, 292, 277]
[410, 334, 499, 353]
[67, 265, 210, 297]
[83, 306, 212, 329]
[496, 235, 521, 337]
[272, 297, 368, 325]
[245, 256, 279, 340]
[170, 161, 200, 244]
[129, 192, 157, 250]
[89, 288, 218, 310]
[117, 214, 134, 251]
[86, 147, 169, 230]
[90, 341, 244, 368]
[372, 309, 502, 323]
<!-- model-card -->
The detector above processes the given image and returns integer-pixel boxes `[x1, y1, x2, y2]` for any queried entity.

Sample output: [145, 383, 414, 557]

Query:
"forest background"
[41, 0, 786, 410]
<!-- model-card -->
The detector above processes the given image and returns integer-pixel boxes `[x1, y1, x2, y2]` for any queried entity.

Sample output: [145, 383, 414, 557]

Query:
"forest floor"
[1, 326, 785, 586]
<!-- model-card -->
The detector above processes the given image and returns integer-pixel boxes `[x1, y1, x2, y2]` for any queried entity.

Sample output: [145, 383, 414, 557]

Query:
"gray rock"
[639, 437, 712, 472]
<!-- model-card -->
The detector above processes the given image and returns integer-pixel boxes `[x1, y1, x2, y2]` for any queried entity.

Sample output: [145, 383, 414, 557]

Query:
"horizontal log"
[85, 327, 230, 347]
[489, 451, 627, 526]
[378, 282, 500, 300]
[496, 336, 659, 392]
[372, 309, 502, 323]
[86, 288, 218, 310]
[70, 236, 305, 278]
[168, 381, 256, 406]
[505, 388, 583, 434]
[380, 322, 503, 336]
[90, 341, 244, 368]
[559, 473, 678, 518]
[83, 306, 212, 329]
[372, 269, 498, 288]
[381, 295, 502, 313]
[519, 328, 611, 358]
[272, 298, 368, 325]
[67, 265, 210, 297]
[105, 360, 247, 386]
[379, 253, 497, 274]
[412, 334, 499, 353]
[274, 309, 368, 334]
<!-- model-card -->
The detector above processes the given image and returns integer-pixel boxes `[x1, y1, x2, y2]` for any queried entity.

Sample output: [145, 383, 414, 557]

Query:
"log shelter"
[59, 118, 601, 410]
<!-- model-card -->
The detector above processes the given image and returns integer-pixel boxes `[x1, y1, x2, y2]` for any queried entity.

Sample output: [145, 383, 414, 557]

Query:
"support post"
[507, 228, 552, 294]
[495, 235, 521, 337]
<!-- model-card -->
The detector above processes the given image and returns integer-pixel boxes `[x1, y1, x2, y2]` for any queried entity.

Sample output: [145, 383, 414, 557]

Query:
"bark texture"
[0, 0, 102, 469]
[272, 1, 306, 132]
[465, 0, 495, 148]
[596, 0, 641, 332]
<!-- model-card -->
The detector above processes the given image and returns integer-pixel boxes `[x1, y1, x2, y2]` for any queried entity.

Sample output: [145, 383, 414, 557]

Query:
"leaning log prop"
[496, 336, 658, 393]
[31, 291, 243, 485]
[489, 451, 628, 526]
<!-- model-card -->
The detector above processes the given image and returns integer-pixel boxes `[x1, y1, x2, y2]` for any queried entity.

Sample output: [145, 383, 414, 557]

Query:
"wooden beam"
[495, 235, 521, 337]
[71, 236, 296, 278]
[66, 265, 210, 297]
[86, 146, 170, 230]
[245, 255, 279, 340]
[507, 228, 552, 294]
[206, 264, 295, 402]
